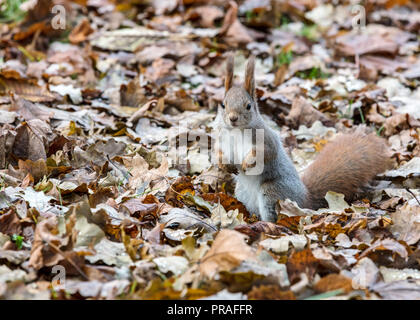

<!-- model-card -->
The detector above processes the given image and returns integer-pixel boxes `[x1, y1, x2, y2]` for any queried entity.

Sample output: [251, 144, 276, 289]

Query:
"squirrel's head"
[221, 54, 259, 129]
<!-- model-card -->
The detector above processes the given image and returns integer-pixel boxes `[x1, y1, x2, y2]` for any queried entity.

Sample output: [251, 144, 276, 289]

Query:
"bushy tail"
[302, 132, 392, 209]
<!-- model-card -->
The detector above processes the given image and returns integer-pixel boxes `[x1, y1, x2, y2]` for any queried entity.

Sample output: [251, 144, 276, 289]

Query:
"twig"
[405, 188, 420, 206]
[106, 154, 133, 180]
[46, 241, 89, 281]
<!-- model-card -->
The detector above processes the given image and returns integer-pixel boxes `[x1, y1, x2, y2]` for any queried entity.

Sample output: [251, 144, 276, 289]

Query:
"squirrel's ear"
[244, 55, 255, 98]
[225, 54, 234, 92]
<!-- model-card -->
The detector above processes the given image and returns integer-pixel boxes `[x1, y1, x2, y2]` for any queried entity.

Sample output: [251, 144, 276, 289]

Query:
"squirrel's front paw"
[241, 149, 257, 172]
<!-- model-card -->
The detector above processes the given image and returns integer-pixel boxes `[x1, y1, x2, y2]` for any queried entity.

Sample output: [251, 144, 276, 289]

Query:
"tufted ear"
[225, 53, 234, 92]
[244, 55, 255, 98]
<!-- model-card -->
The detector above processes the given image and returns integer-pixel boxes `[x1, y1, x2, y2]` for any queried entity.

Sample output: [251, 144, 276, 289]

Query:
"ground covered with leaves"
[0, 0, 419, 300]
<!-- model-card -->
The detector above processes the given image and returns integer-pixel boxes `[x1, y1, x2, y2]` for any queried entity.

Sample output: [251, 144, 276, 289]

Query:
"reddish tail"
[302, 132, 392, 209]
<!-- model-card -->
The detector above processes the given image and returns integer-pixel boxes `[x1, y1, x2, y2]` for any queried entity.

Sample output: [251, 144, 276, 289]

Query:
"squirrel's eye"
[246, 103, 251, 110]
[221, 103, 225, 109]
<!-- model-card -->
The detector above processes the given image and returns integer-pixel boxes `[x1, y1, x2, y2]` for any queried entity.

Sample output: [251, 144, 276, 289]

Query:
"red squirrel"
[214, 54, 392, 221]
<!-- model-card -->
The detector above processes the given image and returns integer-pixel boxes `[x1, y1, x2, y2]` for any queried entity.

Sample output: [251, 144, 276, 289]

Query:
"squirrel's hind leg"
[257, 193, 277, 222]
[234, 177, 260, 217]
[258, 181, 282, 222]
[235, 175, 278, 221]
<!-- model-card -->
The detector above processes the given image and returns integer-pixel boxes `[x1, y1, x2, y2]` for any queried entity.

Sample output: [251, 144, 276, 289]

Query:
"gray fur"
[215, 55, 307, 222]
[216, 92, 307, 221]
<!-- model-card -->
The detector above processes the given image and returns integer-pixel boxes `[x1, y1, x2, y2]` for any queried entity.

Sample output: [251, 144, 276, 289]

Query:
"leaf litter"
[0, 0, 419, 300]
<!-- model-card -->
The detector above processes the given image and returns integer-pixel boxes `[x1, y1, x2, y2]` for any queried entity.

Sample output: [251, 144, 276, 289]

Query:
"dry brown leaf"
[165, 176, 195, 207]
[120, 79, 148, 108]
[383, 113, 411, 136]
[359, 55, 408, 75]
[313, 273, 353, 294]
[335, 33, 398, 57]
[120, 199, 158, 220]
[234, 221, 289, 241]
[286, 248, 319, 283]
[145, 222, 166, 244]
[69, 18, 94, 44]
[389, 203, 420, 245]
[371, 280, 420, 299]
[359, 238, 408, 260]
[285, 96, 334, 129]
[219, 1, 254, 46]
[201, 192, 249, 218]
[29, 216, 85, 275]
[276, 216, 302, 233]
[199, 229, 256, 279]
[123, 154, 169, 194]
[0, 79, 56, 103]
[0, 209, 22, 236]
[142, 194, 173, 216]
[185, 5, 224, 28]
[145, 58, 176, 82]
[18, 159, 48, 183]
[13, 120, 54, 162]
[248, 285, 296, 300]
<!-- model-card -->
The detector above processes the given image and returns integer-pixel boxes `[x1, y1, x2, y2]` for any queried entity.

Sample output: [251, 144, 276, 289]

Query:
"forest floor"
[0, 0, 419, 300]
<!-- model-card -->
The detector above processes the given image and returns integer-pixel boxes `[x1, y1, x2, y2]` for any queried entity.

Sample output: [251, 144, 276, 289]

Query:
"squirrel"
[214, 54, 392, 222]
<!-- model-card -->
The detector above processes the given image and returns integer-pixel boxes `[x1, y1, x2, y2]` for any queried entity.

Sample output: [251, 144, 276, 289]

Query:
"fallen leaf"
[69, 18, 94, 44]
[248, 285, 296, 300]
[235, 221, 289, 241]
[199, 229, 256, 279]
[371, 280, 420, 300]
[350, 257, 381, 289]
[389, 203, 420, 245]
[285, 96, 334, 129]
[313, 274, 353, 294]
[359, 238, 408, 260]
[153, 256, 189, 276]
[286, 248, 319, 283]
[260, 235, 307, 254]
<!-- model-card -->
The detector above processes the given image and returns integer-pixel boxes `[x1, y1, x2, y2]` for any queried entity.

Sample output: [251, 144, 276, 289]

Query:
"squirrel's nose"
[229, 115, 238, 122]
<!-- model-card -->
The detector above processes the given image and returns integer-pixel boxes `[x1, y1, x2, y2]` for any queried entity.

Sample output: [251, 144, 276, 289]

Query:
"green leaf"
[0, 0, 28, 23]
[11, 234, 24, 250]
[277, 51, 293, 66]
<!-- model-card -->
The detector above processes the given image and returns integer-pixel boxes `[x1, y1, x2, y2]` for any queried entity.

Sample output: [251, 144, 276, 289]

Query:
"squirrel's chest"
[234, 173, 262, 213]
